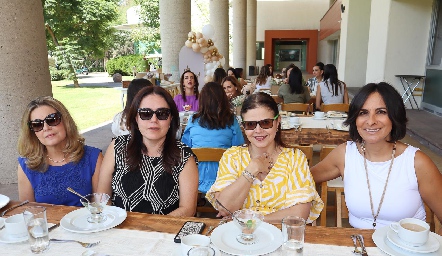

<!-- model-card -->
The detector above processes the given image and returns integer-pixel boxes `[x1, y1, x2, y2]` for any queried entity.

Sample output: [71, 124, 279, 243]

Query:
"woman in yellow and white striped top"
[206, 92, 323, 224]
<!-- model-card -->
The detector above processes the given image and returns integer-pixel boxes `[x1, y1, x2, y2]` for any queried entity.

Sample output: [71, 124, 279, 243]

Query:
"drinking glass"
[23, 206, 49, 254]
[233, 209, 264, 245]
[80, 193, 110, 223]
[187, 246, 215, 256]
[282, 216, 305, 256]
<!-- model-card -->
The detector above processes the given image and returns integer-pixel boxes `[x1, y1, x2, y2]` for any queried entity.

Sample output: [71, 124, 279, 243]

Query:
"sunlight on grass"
[52, 80, 121, 131]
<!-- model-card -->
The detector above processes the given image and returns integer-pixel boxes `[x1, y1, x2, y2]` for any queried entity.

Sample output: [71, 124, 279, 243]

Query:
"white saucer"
[60, 206, 127, 233]
[387, 229, 440, 253]
[373, 226, 442, 256]
[0, 194, 10, 209]
[173, 246, 221, 256]
[312, 117, 326, 120]
[210, 221, 282, 256]
[0, 228, 28, 244]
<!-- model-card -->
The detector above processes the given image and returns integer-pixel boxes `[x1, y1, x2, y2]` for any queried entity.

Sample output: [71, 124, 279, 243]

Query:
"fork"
[350, 235, 361, 254]
[50, 239, 100, 248]
[0, 200, 29, 217]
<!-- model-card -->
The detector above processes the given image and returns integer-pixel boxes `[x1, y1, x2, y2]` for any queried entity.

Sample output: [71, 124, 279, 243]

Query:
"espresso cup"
[5, 214, 28, 239]
[314, 111, 325, 119]
[181, 234, 211, 256]
[390, 218, 430, 246]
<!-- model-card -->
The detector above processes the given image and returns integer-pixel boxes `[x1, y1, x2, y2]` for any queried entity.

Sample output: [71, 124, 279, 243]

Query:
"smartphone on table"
[174, 221, 206, 243]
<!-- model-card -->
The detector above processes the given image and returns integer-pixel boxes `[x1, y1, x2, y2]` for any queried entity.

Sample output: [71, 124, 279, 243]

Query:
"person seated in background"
[182, 82, 244, 193]
[227, 67, 236, 78]
[283, 63, 296, 84]
[222, 75, 242, 102]
[266, 64, 274, 77]
[253, 65, 272, 93]
[280, 67, 287, 79]
[311, 82, 442, 233]
[316, 63, 348, 110]
[213, 67, 227, 85]
[112, 79, 153, 136]
[17, 96, 103, 206]
[98, 86, 198, 216]
[306, 62, 324, 96]
[277, 66, 310, 104]
[206, 93, 323, 224]
[234, 67, 248, 87]
[174, 70, 199, 112]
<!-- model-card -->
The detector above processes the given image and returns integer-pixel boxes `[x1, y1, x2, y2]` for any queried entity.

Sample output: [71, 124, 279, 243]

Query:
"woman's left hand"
[247, 153, 272, 178]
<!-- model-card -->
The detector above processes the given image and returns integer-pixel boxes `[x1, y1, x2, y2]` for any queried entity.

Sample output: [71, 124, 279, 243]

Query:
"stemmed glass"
[232, 209, 264, 245]
[80, 193, 110, 223]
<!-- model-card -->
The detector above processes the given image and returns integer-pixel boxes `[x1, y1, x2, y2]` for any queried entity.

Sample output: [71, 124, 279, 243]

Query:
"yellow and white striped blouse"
[206, 146, 324, 223]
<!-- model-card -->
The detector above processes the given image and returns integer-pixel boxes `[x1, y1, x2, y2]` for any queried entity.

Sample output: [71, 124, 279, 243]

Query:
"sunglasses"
[28, 112, 62, 132]
[138, 108, 171, 120]
[242, 115, 279, 130]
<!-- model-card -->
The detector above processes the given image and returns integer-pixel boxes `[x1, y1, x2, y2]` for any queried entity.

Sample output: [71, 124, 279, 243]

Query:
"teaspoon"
[67, 187, 90, 204]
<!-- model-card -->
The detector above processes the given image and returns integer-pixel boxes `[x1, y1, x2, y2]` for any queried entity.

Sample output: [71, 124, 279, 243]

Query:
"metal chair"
[318, 145, 348, 227]
[191, 148, 226, 216]
[320, 103, 350, 113]
[281, 103, 312, 115]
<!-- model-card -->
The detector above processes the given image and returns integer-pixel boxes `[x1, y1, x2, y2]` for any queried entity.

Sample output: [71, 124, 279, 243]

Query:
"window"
[256, 42, 264, 60]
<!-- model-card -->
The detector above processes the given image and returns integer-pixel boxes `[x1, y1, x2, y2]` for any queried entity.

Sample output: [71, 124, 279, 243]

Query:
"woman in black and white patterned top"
[98, 86, 199, 217]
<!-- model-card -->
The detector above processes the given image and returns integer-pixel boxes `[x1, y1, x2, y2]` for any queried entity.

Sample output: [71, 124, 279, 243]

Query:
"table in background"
[2, 200, 376, 247]
[281, 116, 350, 145]
[395, 75, 425, 109]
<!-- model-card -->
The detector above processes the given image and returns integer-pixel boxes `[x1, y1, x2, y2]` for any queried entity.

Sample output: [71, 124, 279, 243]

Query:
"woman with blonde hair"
[253, 65, 272, 93]
[17, 96, 103, 206]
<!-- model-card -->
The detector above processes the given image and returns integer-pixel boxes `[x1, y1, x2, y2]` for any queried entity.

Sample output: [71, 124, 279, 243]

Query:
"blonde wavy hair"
[17, 96, 85, 172]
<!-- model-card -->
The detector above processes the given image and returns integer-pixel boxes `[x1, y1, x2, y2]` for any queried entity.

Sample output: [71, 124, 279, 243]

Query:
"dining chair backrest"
[287, 144, 313, 167]
[281, 103, 312, 115]
[424, 202, 441, 233]
[191, 148, 226, 216]
[271, 95, 283, 104]
[271, 85, 280, 95]
[320, 103, 350, 113]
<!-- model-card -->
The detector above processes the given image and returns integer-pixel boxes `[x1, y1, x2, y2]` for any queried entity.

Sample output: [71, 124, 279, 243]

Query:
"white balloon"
[202, 24, 215, 39]
[204, 75, 213, 83]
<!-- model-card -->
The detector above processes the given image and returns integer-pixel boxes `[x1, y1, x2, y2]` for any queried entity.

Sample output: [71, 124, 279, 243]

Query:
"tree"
[44, 0, 119, 86]
[134, 0, 160, 55]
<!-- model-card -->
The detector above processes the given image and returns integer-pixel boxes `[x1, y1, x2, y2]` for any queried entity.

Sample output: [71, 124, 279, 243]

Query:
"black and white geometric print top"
[111, 135, 194, 214]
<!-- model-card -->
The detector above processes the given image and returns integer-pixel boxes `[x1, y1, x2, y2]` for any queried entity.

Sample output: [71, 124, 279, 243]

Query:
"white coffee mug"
[181, 234, 211, 256]
[290, 116, 300, 125]
[390, 218, 430, 246]
[5, 214, 28, 239]
[314, 111, 325, 119]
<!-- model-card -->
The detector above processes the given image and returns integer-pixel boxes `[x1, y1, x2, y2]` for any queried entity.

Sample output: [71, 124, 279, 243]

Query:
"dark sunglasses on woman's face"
[242, 115, 279, 130]
[138, 108, 171, 120]
[28, 112, 62, 132]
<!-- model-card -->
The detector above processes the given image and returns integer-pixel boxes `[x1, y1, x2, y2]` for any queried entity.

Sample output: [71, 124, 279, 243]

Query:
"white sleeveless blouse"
[344, 142, 425, 229]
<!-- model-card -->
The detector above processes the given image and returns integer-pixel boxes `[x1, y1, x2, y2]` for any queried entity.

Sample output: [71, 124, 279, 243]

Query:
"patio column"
[210, 0, 229, 70]
[232, 0, 247, 70]
[159, 0, 191, 82]
[246, 0, 257, 77]
[0, 0, 51, 184]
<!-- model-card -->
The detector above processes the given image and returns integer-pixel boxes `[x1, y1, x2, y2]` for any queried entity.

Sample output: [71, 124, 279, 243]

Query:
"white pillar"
[232, 0, 247, 70]
[159, 0, 191, 82]
[210, 0, 229, 70]
[246, 0, 257, 78]
[0, 0, 51, 184]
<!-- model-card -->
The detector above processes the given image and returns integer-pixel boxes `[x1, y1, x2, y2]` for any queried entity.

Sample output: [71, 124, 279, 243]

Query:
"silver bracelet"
[242, 170, 255, 183]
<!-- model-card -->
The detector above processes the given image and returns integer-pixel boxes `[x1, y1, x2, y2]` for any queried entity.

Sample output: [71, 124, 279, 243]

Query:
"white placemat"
[1, 226, 385, 256]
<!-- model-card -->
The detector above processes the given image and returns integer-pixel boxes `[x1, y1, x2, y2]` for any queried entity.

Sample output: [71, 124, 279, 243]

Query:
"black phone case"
[174, 221, 206, 243]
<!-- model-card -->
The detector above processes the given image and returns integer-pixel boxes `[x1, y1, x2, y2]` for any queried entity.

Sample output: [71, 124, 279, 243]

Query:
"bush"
[106, 55, 146, 76]
[89, 66, 105, 72]
[49, 67, 71, 81]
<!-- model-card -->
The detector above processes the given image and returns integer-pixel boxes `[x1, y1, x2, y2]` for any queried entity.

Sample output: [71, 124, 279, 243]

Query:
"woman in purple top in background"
[174, 70, 199, 112]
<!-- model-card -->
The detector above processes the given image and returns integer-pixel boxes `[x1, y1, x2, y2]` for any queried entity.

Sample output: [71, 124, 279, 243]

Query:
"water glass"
[23, 206, 49, 254]
[282, 216, 305, 256]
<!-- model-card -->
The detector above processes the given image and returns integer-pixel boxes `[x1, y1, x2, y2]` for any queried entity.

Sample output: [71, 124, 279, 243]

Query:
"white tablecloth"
[3, 226, 385, 256]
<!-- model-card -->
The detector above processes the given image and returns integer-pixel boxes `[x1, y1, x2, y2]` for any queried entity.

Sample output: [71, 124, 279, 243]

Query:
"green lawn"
[52, 80, 121, 131]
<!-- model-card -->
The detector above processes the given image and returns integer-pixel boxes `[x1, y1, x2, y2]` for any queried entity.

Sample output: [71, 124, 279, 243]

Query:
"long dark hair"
[344, 82, 407, 143]
[256, 65, 270, 85]
[126, 86, 180, 173]
[323, 64, 343, 96]
[179, 70, 199, 102]
[288, 66, 304, 94]
[121, 79, 153, 127]
[241, 93, 286, 147]
[192, 82, 234, 129]
[213, 68, 227, 85]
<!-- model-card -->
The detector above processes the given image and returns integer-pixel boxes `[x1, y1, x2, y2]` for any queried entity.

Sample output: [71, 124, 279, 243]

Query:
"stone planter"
[113, 73, 122, 82]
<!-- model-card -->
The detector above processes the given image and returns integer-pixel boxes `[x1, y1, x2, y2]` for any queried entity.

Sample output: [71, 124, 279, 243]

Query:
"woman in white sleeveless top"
[311, 82, 442, 234]
[315, 64, 349, 110]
